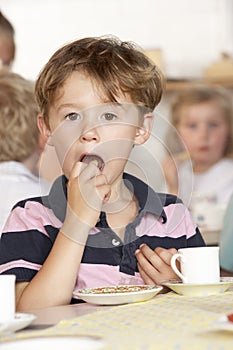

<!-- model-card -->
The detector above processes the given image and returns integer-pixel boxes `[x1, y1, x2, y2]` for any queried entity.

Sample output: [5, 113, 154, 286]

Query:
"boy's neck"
[102, 175, 139, 239]
[102, 175, 134, 212]
[106, 195, 139, 240]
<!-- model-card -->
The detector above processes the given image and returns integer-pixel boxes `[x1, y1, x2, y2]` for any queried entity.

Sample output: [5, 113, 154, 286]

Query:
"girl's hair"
[0, 11, 15, 66]
[167, 86, 233, 157]
[35, 36, 164, 127]
[0, 70, 39, 162]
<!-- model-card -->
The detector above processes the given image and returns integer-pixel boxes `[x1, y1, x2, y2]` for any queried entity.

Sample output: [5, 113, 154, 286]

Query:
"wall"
[0, 0, 232, 81]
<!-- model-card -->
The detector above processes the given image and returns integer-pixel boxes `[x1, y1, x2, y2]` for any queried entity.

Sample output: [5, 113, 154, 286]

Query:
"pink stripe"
[163, 204, 196, 238]
[136, 203, 196, 239]
[3, 201, 62, 236]
[74, 264, 144, 294]
[0, 259, 41, 273]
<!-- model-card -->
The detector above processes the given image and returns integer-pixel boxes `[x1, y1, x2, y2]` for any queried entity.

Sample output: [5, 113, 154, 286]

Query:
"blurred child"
[0, 36, 205, 310]
[163, 86, 233, 230]
[0, 70, 51, 232]
[0, 11, 15, 68]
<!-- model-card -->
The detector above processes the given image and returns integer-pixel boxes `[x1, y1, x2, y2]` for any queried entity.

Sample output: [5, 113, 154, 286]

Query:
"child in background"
[0, 36, 205, 310]
[0, 11, 15, 68]
[0, 70, 51, 232]
[163, 86, 233, 230]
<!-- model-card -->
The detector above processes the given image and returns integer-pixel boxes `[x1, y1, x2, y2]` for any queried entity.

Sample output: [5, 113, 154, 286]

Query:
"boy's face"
[177, 101, 229, 168]
[39, 71, 152, 183]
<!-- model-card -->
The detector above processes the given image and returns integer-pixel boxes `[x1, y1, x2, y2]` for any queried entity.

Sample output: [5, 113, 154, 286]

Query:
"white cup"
[0, 275, 16, 323]
[170, 247, 220, 284]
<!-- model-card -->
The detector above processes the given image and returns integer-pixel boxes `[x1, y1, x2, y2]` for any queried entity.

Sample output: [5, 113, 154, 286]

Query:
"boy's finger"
[135, 247, 160, 273]
[69, 161, 86, 179]
[155, 247, 176, 266]
[96, 184, 111, 202]
[137, 263, 155, 285]
[70, 160, 99, 180]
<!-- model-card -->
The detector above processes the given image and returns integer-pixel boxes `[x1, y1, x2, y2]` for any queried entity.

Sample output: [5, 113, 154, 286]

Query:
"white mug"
[170, 247, 220, 284]
[0, 275, 16, 323]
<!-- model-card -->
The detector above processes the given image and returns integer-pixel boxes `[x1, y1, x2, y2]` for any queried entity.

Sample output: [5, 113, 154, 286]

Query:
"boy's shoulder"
[9, 175, 68, 224]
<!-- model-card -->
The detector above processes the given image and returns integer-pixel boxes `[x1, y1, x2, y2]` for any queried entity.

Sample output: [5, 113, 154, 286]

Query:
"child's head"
[35, 36, 164, 128]
[0, 11, 15, 68]
[0, 70, 39, 162]
[167, 86, 233, 168]
[36, 36, 164, 180]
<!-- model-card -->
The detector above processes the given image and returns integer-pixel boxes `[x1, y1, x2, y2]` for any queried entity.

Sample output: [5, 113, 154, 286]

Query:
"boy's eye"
[65, 112, 81, 121]
[101, 112, 117, 121]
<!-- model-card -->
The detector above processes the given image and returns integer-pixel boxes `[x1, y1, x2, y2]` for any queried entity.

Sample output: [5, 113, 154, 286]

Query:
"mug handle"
[170, 253, 188, 283]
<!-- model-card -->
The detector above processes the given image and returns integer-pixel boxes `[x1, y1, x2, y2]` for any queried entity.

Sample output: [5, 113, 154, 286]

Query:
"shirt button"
[112, 239, 120, 246]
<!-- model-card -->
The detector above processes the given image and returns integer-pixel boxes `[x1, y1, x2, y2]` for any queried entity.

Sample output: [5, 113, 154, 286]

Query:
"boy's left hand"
[135, 244, 178, 285]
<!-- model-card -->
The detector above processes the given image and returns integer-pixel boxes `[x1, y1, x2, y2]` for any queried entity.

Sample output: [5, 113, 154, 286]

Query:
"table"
[1, 289, 233, 349]
[29, 303, 112, 328]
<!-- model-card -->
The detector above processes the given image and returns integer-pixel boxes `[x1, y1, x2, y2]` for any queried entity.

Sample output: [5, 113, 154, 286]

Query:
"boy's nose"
[80, 128, 100, 142]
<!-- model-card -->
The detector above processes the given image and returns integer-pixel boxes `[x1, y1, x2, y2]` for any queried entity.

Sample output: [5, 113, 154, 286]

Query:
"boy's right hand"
[66, 160, 111, 228]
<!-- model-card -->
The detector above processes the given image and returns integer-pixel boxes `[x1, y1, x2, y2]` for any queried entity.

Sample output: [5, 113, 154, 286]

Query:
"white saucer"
[74, 285, 163, 305]
[162, 277, 233, 297]
[0, 313, 36, 334]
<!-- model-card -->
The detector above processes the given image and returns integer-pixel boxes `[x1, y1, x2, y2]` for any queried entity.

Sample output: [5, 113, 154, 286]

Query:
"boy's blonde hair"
[168, 86, 233, 157]
[35, 36, 164, 127]
[0, 70, 39, 162]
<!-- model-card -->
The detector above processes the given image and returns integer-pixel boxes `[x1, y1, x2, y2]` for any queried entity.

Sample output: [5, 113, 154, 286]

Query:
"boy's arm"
[16, 161, 111, 311]
[16, 227, 89, 311]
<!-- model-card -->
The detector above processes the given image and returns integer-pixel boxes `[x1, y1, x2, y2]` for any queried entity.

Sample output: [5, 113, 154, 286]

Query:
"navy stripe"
[1, 268, 37, 282]
[0, 229, 54, 265]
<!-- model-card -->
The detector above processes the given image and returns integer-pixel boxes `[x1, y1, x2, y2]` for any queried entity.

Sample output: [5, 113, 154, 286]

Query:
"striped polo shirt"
[0, 173, 205, 302]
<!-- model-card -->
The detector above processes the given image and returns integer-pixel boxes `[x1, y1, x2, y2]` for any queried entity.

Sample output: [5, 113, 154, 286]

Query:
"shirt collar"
[123, 173, 167, 222]
[47, 173, 167, 223]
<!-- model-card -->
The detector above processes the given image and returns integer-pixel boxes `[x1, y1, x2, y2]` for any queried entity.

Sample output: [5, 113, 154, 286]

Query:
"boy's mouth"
[80, 154, 105, 171]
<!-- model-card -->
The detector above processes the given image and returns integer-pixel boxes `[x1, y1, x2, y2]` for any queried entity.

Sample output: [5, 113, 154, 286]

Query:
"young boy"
[0, 36, 205, 310]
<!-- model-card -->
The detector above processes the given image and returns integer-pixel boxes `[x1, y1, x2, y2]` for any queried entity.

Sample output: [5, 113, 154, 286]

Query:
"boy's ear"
[134, 113, 153, 145]
[37, 114, 53, 146]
